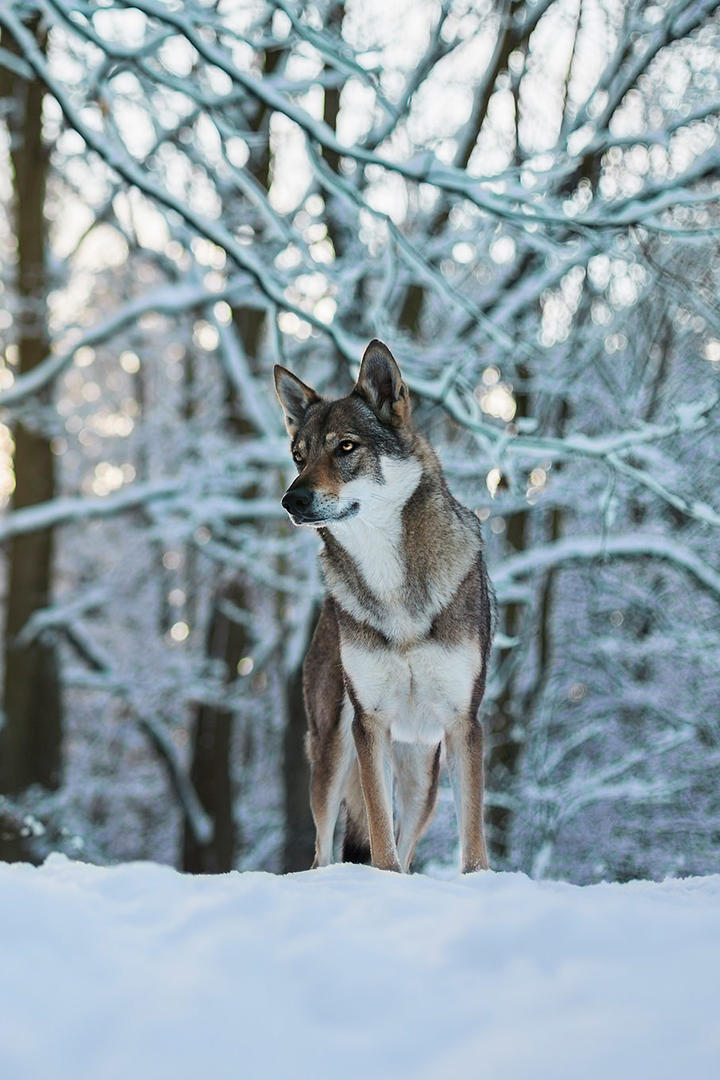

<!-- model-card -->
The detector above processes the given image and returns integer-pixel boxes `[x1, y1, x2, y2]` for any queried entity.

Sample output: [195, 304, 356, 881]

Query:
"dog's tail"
[342, 761, 371, 864]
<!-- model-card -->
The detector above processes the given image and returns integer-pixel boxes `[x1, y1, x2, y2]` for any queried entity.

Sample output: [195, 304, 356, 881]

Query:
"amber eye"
[339, 440, 356, 453]
[292, 450, 304, 465]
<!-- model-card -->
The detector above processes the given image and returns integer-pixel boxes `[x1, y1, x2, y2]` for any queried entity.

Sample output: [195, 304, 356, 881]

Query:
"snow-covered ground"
[1, 856, 719, 1080]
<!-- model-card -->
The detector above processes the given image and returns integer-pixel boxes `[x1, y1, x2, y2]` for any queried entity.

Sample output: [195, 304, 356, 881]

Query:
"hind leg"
[393, 742, 441, 873]
[445, 718, 489, 873]
[308, 699, 354, 868]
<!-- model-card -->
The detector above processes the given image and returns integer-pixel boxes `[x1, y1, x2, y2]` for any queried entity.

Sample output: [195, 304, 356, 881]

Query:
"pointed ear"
[273, 365, 320, 437]
[354, 340, 411, 426]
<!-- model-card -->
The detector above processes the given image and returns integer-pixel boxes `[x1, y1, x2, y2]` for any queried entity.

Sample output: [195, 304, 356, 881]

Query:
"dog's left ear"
[354, 340, 411, 426]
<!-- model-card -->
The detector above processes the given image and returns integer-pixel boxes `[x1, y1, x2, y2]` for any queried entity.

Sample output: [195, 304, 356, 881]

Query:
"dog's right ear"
[354, 339, 411, 427]
[274, 366, 320, 437]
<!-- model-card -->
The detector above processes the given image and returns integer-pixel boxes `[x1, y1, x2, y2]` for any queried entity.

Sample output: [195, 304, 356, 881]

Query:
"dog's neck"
[319, 444, 481, 644]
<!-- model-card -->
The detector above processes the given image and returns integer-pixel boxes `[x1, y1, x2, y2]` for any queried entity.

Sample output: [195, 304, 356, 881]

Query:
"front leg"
[351, 711, 400, 872]
[445, 717, 490, 873]
[308, 708, 353, 868]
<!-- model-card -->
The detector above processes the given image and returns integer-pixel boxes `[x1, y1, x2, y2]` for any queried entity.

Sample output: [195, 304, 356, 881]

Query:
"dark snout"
[281, 482, 359, 526]
[281, 486, 314, 518]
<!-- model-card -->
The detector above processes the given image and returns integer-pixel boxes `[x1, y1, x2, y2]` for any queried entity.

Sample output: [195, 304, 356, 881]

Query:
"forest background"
[0, 0, 718, 882]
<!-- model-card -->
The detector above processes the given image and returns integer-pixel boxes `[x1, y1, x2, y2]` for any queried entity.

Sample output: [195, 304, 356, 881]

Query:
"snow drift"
[1, 856, 719, 1080]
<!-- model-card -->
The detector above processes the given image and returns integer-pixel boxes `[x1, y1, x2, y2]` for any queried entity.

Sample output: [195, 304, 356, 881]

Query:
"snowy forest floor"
[1, 857, 719, 1080]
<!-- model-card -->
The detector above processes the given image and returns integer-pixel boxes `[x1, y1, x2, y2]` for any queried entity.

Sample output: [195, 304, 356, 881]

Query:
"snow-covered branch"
[495, 532, 720, 599]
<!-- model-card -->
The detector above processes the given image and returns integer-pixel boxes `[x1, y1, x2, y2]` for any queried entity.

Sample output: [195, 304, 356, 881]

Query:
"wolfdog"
[275, 340, 494, 873]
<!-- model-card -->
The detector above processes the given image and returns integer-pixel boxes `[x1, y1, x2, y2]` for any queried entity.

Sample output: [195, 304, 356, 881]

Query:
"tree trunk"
[485, 384, 529, 864]
[179, 36, 277, 868]
[282, 623, 316, 873]
[0, 20, 62, 818]
[182, 580, 245, 873]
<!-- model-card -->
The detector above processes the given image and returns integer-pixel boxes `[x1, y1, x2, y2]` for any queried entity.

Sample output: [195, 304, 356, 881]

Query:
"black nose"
[282, 487, 313, 516]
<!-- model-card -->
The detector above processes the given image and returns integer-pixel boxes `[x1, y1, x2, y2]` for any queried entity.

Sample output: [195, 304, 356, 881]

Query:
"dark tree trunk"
[485, 394, 528, 864]
[180, 45, 276, 869]
[0, 21, 62, 827]
[182, 581, 246, 873]
[282, 639, 315, 873]
[180, 313, 261, 874]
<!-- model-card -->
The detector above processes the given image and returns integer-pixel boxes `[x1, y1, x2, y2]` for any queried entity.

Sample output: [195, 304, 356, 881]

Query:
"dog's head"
[274, 339, 416, 528]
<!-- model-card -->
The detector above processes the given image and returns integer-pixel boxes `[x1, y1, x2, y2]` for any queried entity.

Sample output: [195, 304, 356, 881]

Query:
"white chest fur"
[341, 637, 480, 744]
[326, 455, 438, 641]
[327, 456, 422, 597]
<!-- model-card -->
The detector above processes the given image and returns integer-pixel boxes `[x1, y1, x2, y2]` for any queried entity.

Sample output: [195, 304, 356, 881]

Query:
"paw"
[373, 854, 402, 873]
[461, 857, 490, 874]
